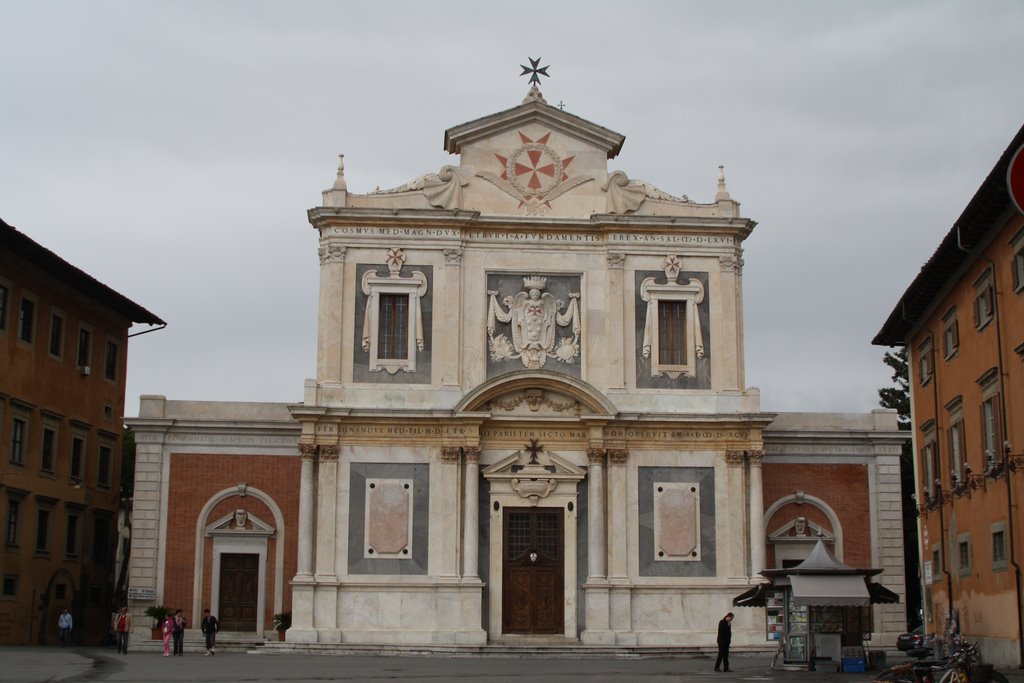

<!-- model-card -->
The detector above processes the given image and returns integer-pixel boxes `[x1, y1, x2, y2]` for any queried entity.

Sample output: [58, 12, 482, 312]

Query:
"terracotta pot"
[151, 627, 162, 640]
[277, 630, 286, 642]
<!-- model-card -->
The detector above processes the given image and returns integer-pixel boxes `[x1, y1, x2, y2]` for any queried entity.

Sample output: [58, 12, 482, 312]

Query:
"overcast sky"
[3, 1, 1022, 417]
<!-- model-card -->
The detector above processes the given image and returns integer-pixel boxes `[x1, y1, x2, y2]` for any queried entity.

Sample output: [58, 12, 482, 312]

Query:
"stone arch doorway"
[192, 486, 285, 634]
[465, 371, 611, 639]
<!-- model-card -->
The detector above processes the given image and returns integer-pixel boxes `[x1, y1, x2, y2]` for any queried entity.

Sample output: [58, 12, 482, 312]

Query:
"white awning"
[790, 574, 870, 606]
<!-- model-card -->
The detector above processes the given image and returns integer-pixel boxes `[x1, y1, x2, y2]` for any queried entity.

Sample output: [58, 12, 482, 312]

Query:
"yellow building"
[874, 122, 1024, 667]
[0, 218, 163, 644]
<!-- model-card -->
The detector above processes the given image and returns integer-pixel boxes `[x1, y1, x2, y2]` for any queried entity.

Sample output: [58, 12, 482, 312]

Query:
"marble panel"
[637, 466, 716, 576]
[365, 478, 412, 558]
[349, 463, 428, 575]
[654, 482, 699, 560]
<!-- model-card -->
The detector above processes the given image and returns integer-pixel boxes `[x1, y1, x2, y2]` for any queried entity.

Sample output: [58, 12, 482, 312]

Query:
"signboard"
[1009, 142, 1024, 215]
[127, 587, 157, 601]
[924, 560, 933, 585]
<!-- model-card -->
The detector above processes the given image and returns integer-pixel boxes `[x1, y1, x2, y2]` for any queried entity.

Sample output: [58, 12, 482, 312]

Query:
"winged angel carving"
[487, 276, 580, 370]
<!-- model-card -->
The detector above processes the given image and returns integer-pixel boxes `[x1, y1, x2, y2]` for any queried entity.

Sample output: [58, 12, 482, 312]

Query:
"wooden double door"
[218, 553, 258, 631]
[502, 507, 564, 634]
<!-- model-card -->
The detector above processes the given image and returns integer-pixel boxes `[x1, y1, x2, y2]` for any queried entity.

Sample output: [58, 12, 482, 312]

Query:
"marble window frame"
[361, 269, 427, 375]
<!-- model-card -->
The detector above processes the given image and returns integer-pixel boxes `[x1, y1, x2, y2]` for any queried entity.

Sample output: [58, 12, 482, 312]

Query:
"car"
[897, 625, 933, 651]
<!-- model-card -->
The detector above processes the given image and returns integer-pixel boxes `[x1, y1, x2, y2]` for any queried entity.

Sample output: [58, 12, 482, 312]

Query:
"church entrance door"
[502, 507, 564, 634]
[218, 553, 259, 631]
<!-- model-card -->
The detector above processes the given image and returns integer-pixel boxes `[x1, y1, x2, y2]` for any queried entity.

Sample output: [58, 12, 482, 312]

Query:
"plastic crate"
[841, 657, 866, 672]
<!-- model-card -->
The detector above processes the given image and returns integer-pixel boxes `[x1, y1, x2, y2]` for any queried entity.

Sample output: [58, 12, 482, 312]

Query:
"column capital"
[298, 443, 318, 461]
[318, 444, 339, 461]
[587, 448, 606, 465]
[725, 450, 746, 467]
[747, 450, 764, 466]
[444, 247, 463, 265]
[463, 446, 481, 464]
[440, 446, 462, 463]
[607, 449, 628, 465]
[318, 241, 346, 265]
[719, 252, 743, 274]
[607, 252, 625, 269]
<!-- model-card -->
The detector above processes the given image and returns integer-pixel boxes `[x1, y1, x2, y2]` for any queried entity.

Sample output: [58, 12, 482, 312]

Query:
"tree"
[879, 348, 910, 429]
[878, 347, 922, 628]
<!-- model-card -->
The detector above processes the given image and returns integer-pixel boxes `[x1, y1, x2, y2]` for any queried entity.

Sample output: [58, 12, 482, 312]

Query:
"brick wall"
[162, 453, 300, 628]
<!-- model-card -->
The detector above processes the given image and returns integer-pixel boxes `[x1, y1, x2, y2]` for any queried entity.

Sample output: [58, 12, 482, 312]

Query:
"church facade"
[125, 86, 907, 648]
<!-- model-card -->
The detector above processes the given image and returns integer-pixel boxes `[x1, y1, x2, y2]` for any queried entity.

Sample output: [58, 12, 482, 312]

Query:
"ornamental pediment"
[331, 88, 736, 219]
[205, 509, 275, 537]
[482, 444, 586, 482]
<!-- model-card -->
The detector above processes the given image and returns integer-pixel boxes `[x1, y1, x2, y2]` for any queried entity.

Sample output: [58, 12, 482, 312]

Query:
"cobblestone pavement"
[2, 647, 1023, 683]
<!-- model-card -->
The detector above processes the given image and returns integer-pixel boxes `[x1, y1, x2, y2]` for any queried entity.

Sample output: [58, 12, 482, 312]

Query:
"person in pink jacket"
[161, 615, 173, 656]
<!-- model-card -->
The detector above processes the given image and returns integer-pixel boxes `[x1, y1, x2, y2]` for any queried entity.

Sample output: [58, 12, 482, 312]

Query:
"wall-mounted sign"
[127, 587, 157, 601]
[1009, 143, 1024, 215]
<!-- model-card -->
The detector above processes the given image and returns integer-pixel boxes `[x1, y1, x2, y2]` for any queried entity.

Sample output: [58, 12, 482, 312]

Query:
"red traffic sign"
[1009, 142, 1024, 214]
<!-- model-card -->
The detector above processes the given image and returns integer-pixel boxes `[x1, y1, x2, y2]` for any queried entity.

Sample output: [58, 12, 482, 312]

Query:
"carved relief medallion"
[477, 131, 594, 215]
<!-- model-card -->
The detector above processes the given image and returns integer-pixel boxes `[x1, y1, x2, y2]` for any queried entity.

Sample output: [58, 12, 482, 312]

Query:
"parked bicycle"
[873, 640, 1007, 683]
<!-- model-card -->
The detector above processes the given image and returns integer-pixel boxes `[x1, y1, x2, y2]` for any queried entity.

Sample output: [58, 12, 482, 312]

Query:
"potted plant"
[143, 605, 173, 640]
[271, 611, 291, 641]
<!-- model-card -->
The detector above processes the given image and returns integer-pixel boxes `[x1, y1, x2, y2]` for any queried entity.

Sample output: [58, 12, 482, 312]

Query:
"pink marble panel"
[657, 484, 698, 558]
[367, 479, 410, 555]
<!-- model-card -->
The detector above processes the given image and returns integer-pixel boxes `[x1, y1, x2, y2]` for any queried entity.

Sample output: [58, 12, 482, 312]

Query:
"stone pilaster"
[316, 238, 346, 383]
[442, 248, 462, 387]
[462, 447, 480, 579]
[296, 443, 318, 578]
[313, 443, 339, 640]
[606, 252, 626, 390]
[291, 442, 319, 639]
[747, 450, 765, 575]
[587, 448, 607, 579]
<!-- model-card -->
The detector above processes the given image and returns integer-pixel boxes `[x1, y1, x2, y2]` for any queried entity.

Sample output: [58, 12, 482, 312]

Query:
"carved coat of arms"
[477, 131, 593, 215]
[487, 275, 580, 369]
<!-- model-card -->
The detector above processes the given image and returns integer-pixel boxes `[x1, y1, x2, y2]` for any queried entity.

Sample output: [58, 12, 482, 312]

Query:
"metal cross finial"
[556, 101, 566, 110]
[520, 57, 550, 87]
[524, 438, 544, 464]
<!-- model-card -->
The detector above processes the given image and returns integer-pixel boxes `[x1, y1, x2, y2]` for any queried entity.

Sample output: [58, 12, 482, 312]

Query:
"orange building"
[0, 218, 163, 644]
[874, 123, 1024, 667]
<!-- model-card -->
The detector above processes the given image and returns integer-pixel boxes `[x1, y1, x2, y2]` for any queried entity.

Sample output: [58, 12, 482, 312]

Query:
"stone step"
[250, 642, 777, 659]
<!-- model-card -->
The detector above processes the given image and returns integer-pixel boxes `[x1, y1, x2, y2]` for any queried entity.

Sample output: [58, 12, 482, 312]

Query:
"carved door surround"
[483, 441, 585, 638]
[460, 371, 614, 639]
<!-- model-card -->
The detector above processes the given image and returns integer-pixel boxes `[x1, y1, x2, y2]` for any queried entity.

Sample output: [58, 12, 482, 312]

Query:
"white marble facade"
[292, 86, 766, 647]
[125, 86, 907, 649]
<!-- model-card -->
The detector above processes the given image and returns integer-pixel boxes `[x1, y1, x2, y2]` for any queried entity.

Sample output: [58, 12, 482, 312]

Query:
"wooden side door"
[502, 507, 564, 634]
[218, 553, 258, 631]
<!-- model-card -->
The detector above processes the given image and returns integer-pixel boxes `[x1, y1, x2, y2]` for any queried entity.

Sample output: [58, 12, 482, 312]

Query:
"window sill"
[977, 317, 994, 332]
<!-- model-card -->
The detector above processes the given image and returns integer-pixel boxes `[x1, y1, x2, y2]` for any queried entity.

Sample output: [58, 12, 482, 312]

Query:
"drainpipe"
[956, 226, 1023, 668]
[924, 327, 955, 621]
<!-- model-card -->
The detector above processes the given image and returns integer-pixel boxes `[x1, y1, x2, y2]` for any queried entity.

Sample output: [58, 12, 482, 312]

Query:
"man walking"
[200, 609, 218, 656]
[714, 612, 733, 672]
[114, 607, 132, 654]
[57, 609, 73, 647]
